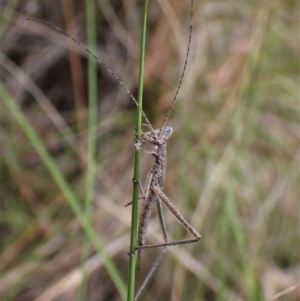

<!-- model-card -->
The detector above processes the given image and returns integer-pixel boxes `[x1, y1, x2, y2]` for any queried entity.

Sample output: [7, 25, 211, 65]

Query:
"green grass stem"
[127, 1, 149, 300]
[77, 1, 98, 300]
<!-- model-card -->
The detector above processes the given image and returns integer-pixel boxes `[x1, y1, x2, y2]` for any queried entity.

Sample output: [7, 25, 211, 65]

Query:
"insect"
[127, 124, 201, 300]
[27, 0, 200, 299]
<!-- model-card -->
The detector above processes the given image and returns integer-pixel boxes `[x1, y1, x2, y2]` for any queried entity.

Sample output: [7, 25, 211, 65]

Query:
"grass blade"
[0, 82, 127, 299]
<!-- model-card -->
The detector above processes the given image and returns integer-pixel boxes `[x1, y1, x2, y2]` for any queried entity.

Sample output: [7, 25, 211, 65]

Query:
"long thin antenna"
[160, 0, 194, 129]
[26, 17, 155, 134]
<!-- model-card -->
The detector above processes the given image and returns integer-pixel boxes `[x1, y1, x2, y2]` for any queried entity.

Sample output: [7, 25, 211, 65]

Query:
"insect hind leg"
[136, 185, 201, 251]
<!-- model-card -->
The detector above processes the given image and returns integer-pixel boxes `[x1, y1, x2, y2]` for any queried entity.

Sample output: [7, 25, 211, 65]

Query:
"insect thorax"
[142, 126, 173, 146]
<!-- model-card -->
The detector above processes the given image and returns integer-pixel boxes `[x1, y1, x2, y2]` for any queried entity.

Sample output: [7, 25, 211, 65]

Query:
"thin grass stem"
[127, 1, 149, 300]
[77, 1, 98, 300]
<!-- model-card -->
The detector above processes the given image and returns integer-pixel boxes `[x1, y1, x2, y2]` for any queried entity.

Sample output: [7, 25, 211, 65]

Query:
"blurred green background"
[0, 0, 299, 301]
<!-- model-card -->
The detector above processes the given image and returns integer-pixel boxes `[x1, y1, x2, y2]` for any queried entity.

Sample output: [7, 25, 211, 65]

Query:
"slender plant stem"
[85, 0, 98, 214]
[127, 1, 149, 300]
[77, 1, 98, 300]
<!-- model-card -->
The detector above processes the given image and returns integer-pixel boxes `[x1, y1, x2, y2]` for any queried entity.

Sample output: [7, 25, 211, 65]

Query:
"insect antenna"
[26, 17, 155, 134]
[160, 0, 194, 129]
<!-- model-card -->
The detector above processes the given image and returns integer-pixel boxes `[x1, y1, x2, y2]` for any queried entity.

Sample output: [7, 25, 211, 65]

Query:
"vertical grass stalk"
[77, 0, 98, 300]
[127, 1, 149, 300]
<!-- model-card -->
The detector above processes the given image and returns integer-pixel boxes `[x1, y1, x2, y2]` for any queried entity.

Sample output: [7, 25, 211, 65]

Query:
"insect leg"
[133, 139, 157, 156]
[125, 172, 153, 206]
[134, 197, 169, 300]
[136, 185, 201, 250]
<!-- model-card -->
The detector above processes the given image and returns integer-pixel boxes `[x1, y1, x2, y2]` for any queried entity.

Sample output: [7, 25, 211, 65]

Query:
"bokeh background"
[0, 0, 299, 301]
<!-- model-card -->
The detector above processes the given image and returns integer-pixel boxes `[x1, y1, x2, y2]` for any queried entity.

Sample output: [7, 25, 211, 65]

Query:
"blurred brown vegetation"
[0, 0, 299, 301]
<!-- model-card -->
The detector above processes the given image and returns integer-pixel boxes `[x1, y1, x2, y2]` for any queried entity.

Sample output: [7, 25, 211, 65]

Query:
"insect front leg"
[134, 139, 157, 156]
[125, 172, 153, 207]
[124, 137, 157, 207]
